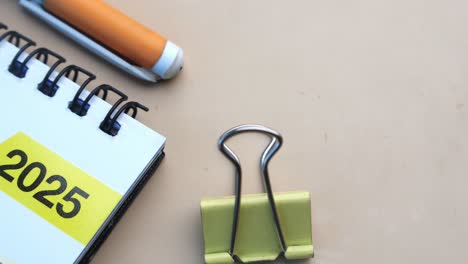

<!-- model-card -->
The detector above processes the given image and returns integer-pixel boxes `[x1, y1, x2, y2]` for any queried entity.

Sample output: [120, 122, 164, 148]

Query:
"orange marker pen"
[23, 0, 183, 82]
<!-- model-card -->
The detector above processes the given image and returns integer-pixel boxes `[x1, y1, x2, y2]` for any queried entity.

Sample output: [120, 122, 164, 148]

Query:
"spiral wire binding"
[0, 23, 149, 137]
[100, 101, 149, 136]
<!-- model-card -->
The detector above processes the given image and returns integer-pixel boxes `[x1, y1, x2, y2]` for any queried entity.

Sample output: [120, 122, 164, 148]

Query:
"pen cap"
[42, 0, 183, 80]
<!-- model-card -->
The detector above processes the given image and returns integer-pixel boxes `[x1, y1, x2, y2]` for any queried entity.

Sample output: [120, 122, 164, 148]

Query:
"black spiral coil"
[0, 23, 148, 136]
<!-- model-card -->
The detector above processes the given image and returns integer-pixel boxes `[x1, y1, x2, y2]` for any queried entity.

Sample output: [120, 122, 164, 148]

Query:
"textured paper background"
[1, 0, 467, 263]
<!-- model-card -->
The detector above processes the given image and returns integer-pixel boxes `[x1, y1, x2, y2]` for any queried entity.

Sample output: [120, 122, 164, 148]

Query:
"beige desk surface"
[1, 0, 468, 263]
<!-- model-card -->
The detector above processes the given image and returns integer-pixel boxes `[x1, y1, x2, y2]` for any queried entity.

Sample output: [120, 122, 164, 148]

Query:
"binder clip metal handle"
[218, 124, 287, 260]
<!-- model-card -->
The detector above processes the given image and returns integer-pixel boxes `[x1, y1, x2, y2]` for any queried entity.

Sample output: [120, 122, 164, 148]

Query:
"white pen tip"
[151, 41, 184, 80]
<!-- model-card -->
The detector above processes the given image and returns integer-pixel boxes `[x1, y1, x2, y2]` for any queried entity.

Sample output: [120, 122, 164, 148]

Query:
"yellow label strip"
[0, 133, 122, 245]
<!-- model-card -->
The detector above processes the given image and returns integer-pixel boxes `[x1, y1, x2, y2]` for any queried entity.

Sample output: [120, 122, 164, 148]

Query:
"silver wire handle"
[218, 124, 287, 260]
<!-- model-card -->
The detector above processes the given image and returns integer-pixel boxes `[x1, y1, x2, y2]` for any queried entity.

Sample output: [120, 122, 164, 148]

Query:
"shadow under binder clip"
[201, 125, 314, 264]
[19, 0, 164, 82]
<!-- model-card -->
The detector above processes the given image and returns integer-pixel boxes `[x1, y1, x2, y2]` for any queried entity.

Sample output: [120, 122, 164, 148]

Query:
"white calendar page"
[0, 40, 166, 264]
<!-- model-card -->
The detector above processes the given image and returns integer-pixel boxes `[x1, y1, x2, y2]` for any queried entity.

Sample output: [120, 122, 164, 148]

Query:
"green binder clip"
[201, 125, 314, 264]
